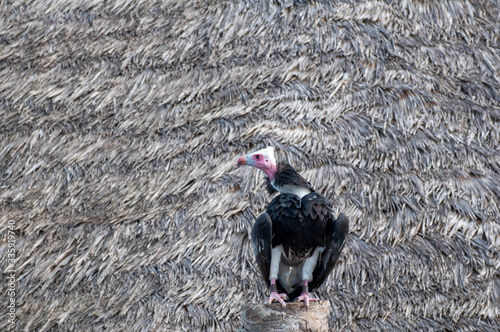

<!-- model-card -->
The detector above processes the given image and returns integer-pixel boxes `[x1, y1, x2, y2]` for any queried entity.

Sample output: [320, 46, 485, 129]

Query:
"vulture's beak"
[237, 155, 254, 167]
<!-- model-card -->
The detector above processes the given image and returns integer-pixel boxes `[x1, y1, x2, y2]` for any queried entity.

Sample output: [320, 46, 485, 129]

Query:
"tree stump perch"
[240, 302, 330, 332]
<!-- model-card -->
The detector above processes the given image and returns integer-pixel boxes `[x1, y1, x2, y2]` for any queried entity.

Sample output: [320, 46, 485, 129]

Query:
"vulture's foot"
[296, 292, 319, 311]
[268, 291, 288, 310]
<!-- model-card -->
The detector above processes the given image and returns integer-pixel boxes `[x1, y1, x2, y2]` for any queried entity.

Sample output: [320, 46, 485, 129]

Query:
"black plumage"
[268, 193, 329, 252]
[265, 162, 315, 195]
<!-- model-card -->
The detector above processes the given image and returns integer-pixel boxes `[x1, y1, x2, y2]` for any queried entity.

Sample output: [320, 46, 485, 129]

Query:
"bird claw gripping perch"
[296, 280, 320, 311]
[268, 281, 288, 311]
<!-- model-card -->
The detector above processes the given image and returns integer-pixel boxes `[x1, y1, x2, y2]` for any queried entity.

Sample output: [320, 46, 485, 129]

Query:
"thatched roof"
[1, 0, 499, 330]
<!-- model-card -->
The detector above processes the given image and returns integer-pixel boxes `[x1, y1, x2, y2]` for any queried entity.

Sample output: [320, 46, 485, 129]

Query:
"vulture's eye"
[255, 155, 260, 159]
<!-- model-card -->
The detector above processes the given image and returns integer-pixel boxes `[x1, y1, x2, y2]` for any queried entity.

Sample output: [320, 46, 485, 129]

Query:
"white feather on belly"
[277, 246, 325, 292]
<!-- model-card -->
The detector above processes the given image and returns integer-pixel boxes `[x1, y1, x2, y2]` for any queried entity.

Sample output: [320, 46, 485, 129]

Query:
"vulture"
[237, 146, 349, 310]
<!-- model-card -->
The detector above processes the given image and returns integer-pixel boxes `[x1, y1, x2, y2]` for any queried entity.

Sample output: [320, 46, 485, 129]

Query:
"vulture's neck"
[266, 163, 315, 199]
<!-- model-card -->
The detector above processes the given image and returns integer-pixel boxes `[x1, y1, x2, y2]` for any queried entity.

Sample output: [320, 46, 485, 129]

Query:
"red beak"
[237, 155, 253, 166]
[237, 155, 247, 166]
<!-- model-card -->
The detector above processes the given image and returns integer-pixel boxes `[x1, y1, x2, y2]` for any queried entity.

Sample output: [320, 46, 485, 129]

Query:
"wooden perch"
[240, 302, 330, 332]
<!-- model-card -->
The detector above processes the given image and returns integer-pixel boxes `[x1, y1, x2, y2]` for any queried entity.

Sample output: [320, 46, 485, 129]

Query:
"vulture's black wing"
[251, 213, 273, 289]
[286, 212, 349, 300]
[309, 213, 349, 292]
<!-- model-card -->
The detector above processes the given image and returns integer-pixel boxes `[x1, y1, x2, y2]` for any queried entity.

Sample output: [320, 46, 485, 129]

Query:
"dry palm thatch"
[1, 0, 499, 331]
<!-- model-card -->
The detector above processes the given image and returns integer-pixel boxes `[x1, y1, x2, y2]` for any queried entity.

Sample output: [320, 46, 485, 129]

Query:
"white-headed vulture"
[237, 146, 349, 310]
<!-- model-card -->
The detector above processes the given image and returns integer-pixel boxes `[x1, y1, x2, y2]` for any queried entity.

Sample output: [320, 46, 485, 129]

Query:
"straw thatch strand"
[0, 0, 499, 331]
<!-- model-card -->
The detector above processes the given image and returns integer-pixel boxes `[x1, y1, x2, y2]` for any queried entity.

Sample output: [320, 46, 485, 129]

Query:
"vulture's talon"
[297, 292, 319, 309]
[268, 291, 287, 309]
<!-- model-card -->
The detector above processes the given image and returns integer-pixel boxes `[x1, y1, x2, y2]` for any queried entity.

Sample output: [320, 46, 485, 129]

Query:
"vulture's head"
[237, 146, 278, 181]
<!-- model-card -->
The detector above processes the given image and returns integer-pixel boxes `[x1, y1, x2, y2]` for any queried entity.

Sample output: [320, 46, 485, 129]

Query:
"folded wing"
[286, 212, 349, 300]
[310, 213, 349, 292]
[251, 213, 273, 289]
